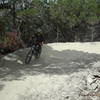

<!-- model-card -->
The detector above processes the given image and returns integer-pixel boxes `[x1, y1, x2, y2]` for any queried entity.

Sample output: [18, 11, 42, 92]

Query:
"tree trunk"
[16, 20, 26, 48]
[56, 27, 59, 42]
[91, 26, 95, 42]
[74, 32, 80, 42]
[12, 1, 16, 30]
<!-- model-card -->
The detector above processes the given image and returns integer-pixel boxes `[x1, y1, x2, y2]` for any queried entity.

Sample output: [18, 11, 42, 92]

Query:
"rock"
[3, 56, 17, 61]
[91, 83, 98, 90]
[17, 60, 23, 64]
[92, 61, 100, 68]
[87, 73, 94, 84]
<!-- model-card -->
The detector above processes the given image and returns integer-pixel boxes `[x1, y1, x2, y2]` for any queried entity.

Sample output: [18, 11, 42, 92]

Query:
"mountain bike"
[25, 44, 42, 64]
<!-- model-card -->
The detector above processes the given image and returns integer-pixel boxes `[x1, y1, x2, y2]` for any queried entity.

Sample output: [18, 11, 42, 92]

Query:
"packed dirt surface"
[0, 42, 100, 100]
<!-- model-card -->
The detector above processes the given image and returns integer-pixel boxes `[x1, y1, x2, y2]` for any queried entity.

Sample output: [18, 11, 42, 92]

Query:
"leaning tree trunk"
[56, 27, 59, 42]
[11, 1, 17, 30]
[91, 26, 95, 42]
[11, 1, 26, 48]
[16, 20, 26, 48]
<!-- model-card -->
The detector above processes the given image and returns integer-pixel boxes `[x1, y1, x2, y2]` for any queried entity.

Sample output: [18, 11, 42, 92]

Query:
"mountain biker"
[32, 29, 45, 51]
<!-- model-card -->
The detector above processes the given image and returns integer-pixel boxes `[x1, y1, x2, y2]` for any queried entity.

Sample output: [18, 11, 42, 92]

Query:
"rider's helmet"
[37, 28, 42, 32]
[32, 34, 35, 38]
[37, 28, 42, 35]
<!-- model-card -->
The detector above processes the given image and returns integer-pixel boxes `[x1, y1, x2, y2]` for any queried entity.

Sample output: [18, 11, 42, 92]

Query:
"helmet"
[32, 34, 35, 38]
[37, 28, 42, 33]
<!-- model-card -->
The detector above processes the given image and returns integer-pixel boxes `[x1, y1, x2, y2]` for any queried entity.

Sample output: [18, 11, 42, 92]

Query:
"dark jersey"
[32, 34, 44, 45]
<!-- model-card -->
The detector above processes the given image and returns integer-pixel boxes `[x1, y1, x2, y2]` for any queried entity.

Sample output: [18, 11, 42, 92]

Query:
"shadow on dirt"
[0, 44, 100, 90]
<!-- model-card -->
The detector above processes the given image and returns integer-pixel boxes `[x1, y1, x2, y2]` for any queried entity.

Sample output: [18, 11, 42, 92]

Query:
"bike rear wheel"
[25, 48, 33, 64]
[34, 45, 42, 59]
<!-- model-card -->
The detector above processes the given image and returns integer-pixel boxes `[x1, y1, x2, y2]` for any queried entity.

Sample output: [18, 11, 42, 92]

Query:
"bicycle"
[25, 44, 42, 64]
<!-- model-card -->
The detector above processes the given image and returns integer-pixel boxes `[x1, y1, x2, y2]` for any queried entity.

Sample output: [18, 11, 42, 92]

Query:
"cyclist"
[32, 29, 45, 52]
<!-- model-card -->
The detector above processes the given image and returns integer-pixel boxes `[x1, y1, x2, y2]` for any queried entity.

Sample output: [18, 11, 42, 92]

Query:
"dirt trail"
[0, 43, 100, 100]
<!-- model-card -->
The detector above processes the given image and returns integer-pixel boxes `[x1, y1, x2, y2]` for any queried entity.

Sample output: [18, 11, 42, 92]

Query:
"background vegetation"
[0, 0, 100, 53]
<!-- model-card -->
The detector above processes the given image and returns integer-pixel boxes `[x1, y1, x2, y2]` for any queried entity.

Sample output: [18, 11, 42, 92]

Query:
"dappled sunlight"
[0, 43, 100, 82]
[3, 56, 17, 61]
[3, 53, 19, 61]
[48, 42, 100, 54]
[32, 64, 42, 67]
[8, 53, 18, 57]
[0, 43, 100, 100]
[17, 60, 23, 64]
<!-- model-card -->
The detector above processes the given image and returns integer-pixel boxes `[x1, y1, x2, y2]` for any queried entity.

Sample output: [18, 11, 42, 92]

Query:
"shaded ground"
[0, 44, 100, 81]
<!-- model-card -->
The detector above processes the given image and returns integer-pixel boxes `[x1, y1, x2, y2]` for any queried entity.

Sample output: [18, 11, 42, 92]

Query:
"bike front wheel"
[25, 48, 33, 64]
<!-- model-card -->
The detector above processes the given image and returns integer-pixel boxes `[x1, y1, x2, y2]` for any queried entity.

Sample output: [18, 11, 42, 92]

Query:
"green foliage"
[17, 9, 38, 16]
[0, 17, 6, 42]
[48, 0, 100, 41]
[0, 17, 5, 33]
[50, 0, 99, 26]
[0, 0, 100, 47]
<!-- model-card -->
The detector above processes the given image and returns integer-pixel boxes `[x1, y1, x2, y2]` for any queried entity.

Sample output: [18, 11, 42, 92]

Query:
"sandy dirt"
[0, 42, 100, 100]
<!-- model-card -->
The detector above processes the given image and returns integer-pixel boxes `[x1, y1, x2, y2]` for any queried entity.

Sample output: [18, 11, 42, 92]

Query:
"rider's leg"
[32, 44, 35, 48]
